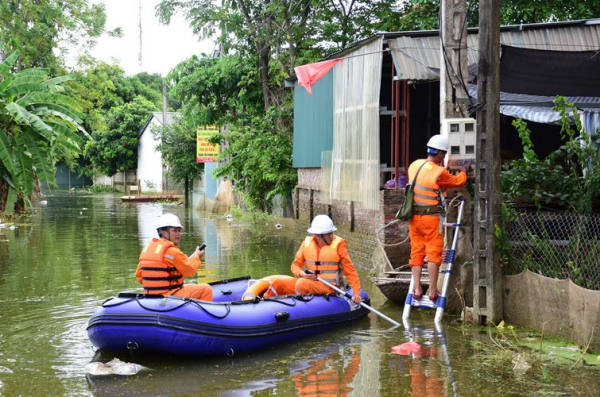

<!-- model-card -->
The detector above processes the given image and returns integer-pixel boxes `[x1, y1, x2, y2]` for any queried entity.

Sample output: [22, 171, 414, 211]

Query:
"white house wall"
[137, 117, 163, 192]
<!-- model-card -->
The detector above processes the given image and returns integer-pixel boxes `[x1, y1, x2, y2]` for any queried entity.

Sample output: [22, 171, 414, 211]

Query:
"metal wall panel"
[292, 72, 334, 168]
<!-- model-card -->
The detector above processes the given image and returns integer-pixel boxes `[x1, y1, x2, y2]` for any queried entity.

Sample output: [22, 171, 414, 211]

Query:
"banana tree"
[0, 50, 87, 214]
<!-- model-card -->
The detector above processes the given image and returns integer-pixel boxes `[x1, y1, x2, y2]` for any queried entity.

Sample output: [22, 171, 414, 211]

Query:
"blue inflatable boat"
[87, 276, 370, 356]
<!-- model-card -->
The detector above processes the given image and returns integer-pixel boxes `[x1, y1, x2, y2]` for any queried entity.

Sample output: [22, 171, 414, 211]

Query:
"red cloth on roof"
[294, 58, 342, 95]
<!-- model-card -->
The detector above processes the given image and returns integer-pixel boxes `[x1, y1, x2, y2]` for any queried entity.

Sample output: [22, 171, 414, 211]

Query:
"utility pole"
[440, 0, 473, 310]
[162, 78, 168, 194]
[440, 0, 469, 119]
[474, 0, 503, 325]
[138, 0, 143, 72]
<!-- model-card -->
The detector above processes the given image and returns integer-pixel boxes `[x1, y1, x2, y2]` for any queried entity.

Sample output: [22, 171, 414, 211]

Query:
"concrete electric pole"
[473, 0, 503, 325]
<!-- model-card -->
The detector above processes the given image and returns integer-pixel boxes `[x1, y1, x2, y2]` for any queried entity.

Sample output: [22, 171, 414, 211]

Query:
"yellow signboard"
[196, 125, 220, 163]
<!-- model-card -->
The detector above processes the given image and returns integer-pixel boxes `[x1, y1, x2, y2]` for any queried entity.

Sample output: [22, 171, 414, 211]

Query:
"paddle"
[307, 271, 400, 327]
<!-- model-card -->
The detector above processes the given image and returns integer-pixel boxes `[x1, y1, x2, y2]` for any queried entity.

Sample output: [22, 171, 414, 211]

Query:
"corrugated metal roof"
[389, 23, 600, 81]
[466, 86, 600, 124]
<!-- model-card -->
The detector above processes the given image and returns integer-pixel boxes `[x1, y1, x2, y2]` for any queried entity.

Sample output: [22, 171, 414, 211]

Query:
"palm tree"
[0, 50, 87, 213]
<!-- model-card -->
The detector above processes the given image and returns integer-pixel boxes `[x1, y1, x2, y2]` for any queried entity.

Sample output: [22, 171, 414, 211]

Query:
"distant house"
[137, 111, 180, 192]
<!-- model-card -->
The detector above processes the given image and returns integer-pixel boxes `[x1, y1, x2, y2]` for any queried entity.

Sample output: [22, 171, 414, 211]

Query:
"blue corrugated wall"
[292, 72, 334, 168]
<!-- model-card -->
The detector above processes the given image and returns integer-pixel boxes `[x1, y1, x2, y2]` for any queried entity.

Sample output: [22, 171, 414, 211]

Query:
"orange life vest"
[302, 236, 343, 286]
[138, 238, 184, 295]
[408, 159, 446, 213]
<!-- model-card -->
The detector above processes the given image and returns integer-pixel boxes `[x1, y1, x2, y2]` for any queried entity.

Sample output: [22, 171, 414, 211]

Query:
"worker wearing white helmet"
[135, 213, 213, 300]
[289, 214, 362, 304]
[407, 134, 470, 301]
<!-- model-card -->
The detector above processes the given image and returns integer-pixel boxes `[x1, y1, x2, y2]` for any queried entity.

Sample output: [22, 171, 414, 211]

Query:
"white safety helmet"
[156, 213, 183, 231]
[426, 134, 449, 152]
[307, 214, 337, 234]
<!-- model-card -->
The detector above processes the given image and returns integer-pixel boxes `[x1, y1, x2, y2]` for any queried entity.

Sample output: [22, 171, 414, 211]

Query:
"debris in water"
[85, 358, 149, 376]
[512, 354, 531, 375]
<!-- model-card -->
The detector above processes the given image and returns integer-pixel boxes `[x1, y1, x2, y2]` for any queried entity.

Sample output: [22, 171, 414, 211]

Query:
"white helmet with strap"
[156, 213, 183, 232]
[427, 134, 449, 152]
[307, 214, 337, 234]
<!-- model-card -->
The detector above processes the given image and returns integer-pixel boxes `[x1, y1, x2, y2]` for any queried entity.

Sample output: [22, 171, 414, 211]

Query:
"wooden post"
[309, 188, 314, 221]
[440, 0, 469, 119]
[441, 0, 474, 310]
[294, 187, 300, 219]
[474, 0, 503, 325]
[350, 201, 355, 232]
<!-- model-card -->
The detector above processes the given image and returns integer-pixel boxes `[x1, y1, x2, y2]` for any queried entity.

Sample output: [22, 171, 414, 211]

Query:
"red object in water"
[391, 341, 422, 355]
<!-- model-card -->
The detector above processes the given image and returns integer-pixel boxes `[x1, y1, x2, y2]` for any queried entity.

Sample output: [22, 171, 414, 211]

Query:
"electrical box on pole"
[441, 118, 476, 176]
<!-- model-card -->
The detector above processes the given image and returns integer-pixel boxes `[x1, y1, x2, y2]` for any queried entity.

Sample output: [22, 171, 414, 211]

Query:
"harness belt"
[413, 205, 443, 215]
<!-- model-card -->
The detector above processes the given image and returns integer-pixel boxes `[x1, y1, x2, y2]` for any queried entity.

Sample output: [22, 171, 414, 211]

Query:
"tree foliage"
[65, 63, 163, 177]
[84, 95, 157, 177]
[213, 107, 297, 212]
[0, 51, 86, 213]
[501, 97, 600, 213]
[154, 113, 204, 188]
[0, 0, 107, 72]
[157, 0, 403, 211]
[391, 0, 600, 31]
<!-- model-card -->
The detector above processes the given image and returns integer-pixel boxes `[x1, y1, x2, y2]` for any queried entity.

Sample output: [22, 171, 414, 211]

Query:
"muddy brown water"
[0, 192, 597, 396]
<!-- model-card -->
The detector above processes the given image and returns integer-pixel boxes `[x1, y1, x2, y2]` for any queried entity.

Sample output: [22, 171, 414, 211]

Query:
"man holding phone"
[135, 213, 213, 300]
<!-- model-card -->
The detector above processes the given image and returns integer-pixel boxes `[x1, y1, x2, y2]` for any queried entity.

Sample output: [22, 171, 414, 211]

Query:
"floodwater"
[0, 192, 598, 396]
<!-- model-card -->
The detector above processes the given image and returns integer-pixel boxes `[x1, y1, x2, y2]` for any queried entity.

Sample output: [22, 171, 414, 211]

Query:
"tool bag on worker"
[396, 161, 428, 221]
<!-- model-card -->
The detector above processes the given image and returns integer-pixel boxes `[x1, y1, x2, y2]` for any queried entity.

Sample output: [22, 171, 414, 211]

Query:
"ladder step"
[442, 222, 461, 227]
[441, 249, 456, 263]
[405, 293, 446, 309]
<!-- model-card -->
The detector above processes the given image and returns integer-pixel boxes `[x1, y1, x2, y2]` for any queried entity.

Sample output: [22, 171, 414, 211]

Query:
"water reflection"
[1, 192, 599, 396]
[397, 321, 457, 397]
[86, 329, 377, 396]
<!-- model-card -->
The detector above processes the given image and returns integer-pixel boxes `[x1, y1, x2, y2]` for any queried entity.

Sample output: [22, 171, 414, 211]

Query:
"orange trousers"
[170, 284, 213, 301]
[409, 368, 444, 396]
[265, 276, 299, 297]
[295, 278, 336, 295]
[409, 215, 444, 266]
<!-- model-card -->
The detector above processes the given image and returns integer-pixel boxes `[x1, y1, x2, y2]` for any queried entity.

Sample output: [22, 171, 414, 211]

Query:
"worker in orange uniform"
[291, 215, 362, 304]
[135, 213, 213, 300]
[408, 135, 469, 301]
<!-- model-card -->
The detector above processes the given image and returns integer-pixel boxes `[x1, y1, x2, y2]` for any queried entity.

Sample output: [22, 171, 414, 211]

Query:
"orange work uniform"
[407, 160, 466, 266]
[291, 235, 361, 297]
[135, 237, 212, 301]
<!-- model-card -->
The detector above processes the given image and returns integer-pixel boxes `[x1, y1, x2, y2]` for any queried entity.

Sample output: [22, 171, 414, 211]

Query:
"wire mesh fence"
[504, 212, 600, 290]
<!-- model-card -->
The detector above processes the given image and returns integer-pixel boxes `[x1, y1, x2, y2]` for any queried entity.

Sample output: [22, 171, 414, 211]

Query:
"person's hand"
[192, 246, 204, 260]
[301, 271, 317, 280]
[352, 295, 362, 304]
[461, 159, 472, 174]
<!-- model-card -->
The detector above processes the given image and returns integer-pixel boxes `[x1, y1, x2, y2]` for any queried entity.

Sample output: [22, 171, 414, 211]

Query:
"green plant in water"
[228, 205, 276, 225]
[79, 184, 117, 193]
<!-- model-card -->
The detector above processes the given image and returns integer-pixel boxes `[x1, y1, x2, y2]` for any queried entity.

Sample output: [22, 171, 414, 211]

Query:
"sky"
[81, 0, 214, 76]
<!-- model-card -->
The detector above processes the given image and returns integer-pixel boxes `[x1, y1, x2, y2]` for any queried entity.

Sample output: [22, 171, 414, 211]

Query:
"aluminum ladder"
[402, 198, 465, 323]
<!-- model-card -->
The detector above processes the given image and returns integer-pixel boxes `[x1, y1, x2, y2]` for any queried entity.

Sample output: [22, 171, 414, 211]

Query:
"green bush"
[501, 97, 600, 214]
